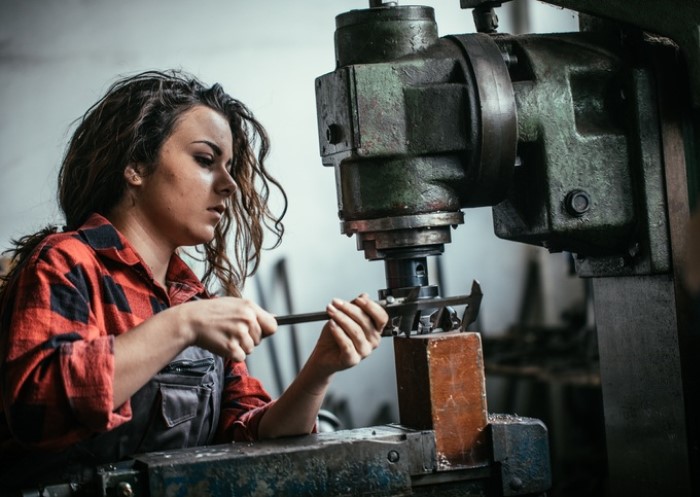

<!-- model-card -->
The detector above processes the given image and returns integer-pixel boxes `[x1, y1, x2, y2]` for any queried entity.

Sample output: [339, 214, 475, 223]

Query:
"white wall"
[0, 0, 580, 428]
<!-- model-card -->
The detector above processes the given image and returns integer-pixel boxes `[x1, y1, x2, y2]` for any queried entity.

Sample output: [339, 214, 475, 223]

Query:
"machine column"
[593, 275, 693, 497]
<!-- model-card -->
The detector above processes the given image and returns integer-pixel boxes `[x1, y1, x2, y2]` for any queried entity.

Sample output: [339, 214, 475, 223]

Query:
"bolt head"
[387, 450, 400, 463]
[326, 124, 344, 145]
[509, 477, 524, 490]
[117, 481, 134, 497]
[565, 189, 592, 217]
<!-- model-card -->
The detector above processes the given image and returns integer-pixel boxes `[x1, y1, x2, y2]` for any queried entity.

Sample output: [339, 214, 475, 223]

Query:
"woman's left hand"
[257, 293, 388, 439]
[307, 293, 389, 376]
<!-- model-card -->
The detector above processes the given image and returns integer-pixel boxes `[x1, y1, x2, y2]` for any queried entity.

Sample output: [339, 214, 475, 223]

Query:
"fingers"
[225, 299, 277, 357]
[326, 319, 358, 360]
[235, 302, 263, 347]
[353, 293, 389, 333]
[326, 293, 387, 358]
[248, 299, 278, 338]
[327, 301, 372, 358]
[225, 338, 248, 363]
[188, 297, 276, 362]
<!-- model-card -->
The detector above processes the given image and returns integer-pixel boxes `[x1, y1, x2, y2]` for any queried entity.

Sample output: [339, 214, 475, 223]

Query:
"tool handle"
[275, 311, 330, 326]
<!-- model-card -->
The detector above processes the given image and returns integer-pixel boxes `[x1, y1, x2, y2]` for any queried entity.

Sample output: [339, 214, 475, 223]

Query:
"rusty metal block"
[394, 331, 488, 469]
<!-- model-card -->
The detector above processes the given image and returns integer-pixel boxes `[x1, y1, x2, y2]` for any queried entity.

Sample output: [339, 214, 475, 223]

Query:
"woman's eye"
[195, 156, 214, 167]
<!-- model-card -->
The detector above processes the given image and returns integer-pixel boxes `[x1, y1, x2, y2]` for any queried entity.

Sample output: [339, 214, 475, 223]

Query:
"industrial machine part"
[276, 280, 483, 336]
[93, 419, 548, 497]
[315, 1, 699, 496]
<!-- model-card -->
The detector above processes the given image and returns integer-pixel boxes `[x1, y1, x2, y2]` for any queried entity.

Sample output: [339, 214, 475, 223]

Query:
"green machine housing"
[315, 2, 700, 496]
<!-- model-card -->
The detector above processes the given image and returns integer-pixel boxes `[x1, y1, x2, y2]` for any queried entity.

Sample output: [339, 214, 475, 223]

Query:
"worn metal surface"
[96, 462, 145, 496]
[489, 415, 551, 497]
[136, 427, 433, 497]
[95, 421, 551, 497]
[342, 212, 463, 261]
[461, 0, 700, 107]
[573, 64, 671, 276]
[335, 6, 438, 67]
[492, 34, 638, 269]
[318, 9, 675, 277]
[316, 10, 515, 266]
[592, 275, 693, 496]
[540, 0, 700, 109]
[446, 34, 516, 207]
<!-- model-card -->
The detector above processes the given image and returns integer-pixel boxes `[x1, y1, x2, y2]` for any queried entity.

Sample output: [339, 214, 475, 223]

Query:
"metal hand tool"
[274, 280, 482, 336]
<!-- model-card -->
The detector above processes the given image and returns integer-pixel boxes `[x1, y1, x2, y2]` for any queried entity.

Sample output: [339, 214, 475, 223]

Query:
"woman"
[0, 70, 387, 492]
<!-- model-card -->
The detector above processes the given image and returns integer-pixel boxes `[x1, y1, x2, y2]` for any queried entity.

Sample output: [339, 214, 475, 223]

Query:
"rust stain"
[394, 332, 488, 469]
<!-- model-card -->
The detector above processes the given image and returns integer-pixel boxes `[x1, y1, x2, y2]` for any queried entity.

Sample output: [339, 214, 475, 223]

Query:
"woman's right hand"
[113, 296, 275, 408]
[178, 297, 277, 362]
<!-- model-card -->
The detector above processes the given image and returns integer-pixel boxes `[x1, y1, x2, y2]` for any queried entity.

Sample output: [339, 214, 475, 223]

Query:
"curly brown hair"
[1, 69, 286, 297]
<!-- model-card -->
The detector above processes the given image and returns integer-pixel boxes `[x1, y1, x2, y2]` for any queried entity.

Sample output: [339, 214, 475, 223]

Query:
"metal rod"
[275, 310, 330, 326]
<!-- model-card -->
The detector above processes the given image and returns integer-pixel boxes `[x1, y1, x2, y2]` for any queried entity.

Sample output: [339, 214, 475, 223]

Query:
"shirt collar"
[77, 213, 141, 266]
[77, 213, 206, 298]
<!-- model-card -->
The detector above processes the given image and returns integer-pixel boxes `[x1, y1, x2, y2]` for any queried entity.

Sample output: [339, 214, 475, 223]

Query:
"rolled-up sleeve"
[2, 245, 131, 450]
[215, 360, 273, 443]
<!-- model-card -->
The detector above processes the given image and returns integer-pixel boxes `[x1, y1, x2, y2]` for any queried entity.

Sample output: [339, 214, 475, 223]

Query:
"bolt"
[565, 189, 592, 217]
[117, 481, 134, 497]
[628, 242, 641, 258]
[387, 450, 400, 463]
[473, 6, 499, 33]
[509, 477, 524, 490]
[326, 124, 343, 145]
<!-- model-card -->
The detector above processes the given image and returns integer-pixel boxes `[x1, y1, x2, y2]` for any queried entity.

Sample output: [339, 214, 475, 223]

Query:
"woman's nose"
[217, 170, 236, 197]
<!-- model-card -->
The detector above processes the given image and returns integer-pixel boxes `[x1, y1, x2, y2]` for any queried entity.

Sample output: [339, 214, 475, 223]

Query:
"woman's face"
[132, 105, 235, 249]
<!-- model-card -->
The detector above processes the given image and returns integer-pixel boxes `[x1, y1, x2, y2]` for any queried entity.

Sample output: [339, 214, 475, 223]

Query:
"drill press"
[315, 1, 700, 496]
[86, 1, 699, 495]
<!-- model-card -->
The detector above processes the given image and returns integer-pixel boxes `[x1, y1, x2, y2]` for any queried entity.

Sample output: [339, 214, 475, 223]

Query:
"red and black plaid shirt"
[0, 213, 272, 456]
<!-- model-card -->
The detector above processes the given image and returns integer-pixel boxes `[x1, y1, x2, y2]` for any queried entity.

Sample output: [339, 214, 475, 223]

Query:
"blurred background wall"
[0, 0, 580, 430]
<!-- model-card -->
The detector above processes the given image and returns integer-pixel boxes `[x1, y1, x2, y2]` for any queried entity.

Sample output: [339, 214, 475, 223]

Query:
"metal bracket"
[381, 280, 483, 336]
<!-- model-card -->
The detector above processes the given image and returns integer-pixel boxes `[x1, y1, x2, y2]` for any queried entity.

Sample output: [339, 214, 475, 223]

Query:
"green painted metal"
[491, 33, 672, 276]
[317, 5, 683, 275]
[317, 48, 477, 221]
[543, 0, 700, 109]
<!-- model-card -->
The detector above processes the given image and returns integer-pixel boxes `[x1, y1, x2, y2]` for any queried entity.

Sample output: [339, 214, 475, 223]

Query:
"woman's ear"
[124, 164, 143, 186]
